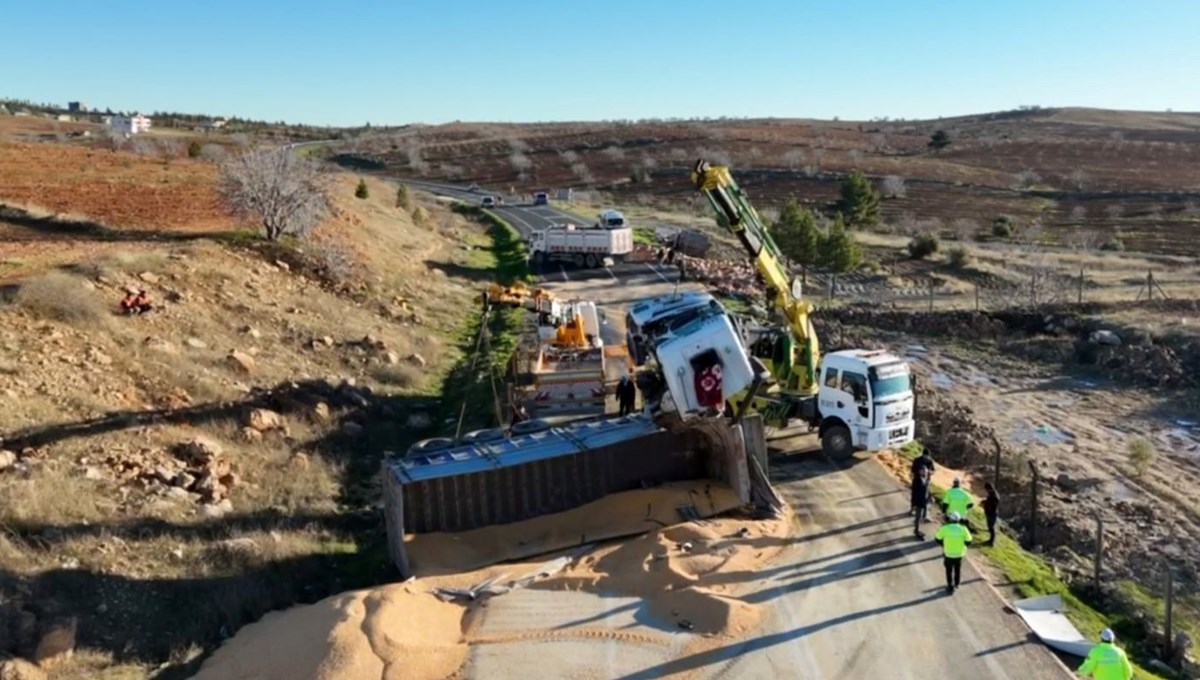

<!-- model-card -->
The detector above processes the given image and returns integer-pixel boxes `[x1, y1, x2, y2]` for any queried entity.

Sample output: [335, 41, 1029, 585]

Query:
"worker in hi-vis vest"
[934, 511, 972, 594]
[942, 477, 974, 517]
[1077, 628, 1133, 680]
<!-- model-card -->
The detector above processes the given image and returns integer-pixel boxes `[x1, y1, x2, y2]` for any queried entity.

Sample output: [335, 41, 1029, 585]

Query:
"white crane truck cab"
[814, 350, 915, 456]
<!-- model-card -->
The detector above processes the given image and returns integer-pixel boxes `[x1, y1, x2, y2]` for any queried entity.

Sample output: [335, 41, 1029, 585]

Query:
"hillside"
[340, 107, 1200, 256]
[0, 141, 504, 677]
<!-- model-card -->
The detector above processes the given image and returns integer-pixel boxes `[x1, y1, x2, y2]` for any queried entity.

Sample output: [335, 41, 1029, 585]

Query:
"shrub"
[1100, 237, 1125, 252]
[396, 184, 410, 210]
[907, 232, 940, 260]
[16, 271, 109, 324]
[355, 178, 369, 199]
[946, 246, 970, 268]
[187, 140, 203, 158]
[1127, 438, 1155, 477]
[992, 216, 1015, 238]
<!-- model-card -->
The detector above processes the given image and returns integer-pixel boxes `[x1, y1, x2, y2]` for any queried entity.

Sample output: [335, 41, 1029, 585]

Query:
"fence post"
[1027, 460, 1039, 548]
[928, 279, 934, 312]
[1166, 567, 1175, 659]
[1093, 514, 1103, 589]
[1078, 268, 1085, 305]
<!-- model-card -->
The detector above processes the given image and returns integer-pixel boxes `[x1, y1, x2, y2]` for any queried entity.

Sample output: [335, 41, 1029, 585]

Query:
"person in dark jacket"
[910, 448, 935, 516]
[912, 469, 931, 539]
[982, 482, 1000, 546]
[616, 373, 638, 416]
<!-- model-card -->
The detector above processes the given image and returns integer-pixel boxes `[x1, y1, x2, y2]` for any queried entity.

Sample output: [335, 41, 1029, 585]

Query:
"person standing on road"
[1077, 628, 1133, 679]
[982, 482, 1000, 546]
[910, 448, 935, 515]
[934, 511, 972, 594]
[912, 466, 931, 540]
[616, 373, 637, 417]
[942, 477, 974, 518]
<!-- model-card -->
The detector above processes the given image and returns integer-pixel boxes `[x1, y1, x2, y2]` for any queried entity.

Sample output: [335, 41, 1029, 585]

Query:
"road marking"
[559, 266, 569, 282]
[645, 263, 671, 283]
[499, 209, 538, 236]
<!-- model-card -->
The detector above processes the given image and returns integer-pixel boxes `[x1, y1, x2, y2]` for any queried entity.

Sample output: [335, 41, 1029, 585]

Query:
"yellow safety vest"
[1077, 642, 1133, 680]
[944, 487, 973, 515]
[935, 523, 972, 558]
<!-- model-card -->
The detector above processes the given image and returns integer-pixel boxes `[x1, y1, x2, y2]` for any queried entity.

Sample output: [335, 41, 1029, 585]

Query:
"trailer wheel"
[573, 253, 586, 268]
[821, 424, 853, 460]
[585, 253, 599, 268]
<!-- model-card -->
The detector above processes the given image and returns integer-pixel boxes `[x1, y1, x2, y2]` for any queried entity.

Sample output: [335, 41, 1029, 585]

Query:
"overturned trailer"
[383, 413, 768, 578]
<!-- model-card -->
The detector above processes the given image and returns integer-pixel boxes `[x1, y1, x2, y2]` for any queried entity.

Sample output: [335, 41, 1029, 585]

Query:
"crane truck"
[690, 159, 916, 458]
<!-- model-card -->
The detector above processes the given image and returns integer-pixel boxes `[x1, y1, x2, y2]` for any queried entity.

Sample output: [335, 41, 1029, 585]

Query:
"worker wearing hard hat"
[1077, 628, 1133, 679]
[934, 511, 972, 594]
[942, 477, 974, 518]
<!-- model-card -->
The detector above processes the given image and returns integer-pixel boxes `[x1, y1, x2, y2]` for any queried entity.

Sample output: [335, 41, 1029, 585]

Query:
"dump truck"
[527, 222, 634, 270]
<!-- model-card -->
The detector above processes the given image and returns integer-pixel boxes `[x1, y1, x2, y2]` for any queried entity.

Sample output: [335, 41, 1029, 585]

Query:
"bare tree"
[1064, 227, 1102, 251]
[570, 162, 594, 183]
[157, 138, 183, 165]
[950, 218, 978, 241]
[1183, 200, 1200, 218]
[407, 146, 429, 175]
[870, 133, 888, 153]
[1015, 169, 1041, 189]
[848, 149, 864, 167]
[667, 148, 689, 163]
[507, 138, 530, 153]
[880, 175, 907, 198]
[230, 133, 251, 147]
[601, 145, 626, 161]
[1068, 169, 1088, 191]
[1020, 219, 1045, 245]
[1069, 205, 1088, 223]
[782, 148, 806, 170]
[219, 147, 331, 241]
[130, 136, 156, 156]
[1105, 204, 1124, 221]
[199, 143, 227, 162]
[1145, 203, 1163, 221]
[508, 151, 533, 174]
[559, 149, 580, 165]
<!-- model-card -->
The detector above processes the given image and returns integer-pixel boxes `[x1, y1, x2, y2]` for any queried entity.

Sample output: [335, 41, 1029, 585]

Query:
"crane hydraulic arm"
[690, 160, 820, 396]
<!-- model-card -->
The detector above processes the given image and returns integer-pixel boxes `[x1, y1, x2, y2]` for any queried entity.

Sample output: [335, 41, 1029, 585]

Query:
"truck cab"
[533, 192, 549, 206]
[814, 350, 915, 457]
[625, 292, 723, 366]
[596, 209, 626, 230]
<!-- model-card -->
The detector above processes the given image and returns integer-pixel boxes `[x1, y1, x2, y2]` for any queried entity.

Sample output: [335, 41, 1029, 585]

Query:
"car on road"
[468, 183, 481, 193]
[481, 196, 496, 208]
[533, 192, 549, 206]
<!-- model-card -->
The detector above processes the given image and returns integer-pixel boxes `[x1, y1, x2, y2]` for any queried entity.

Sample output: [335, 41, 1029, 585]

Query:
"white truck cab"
[814, 350, 915, 456]
[625, 292, 723, 366]
[652, 309, 757, 420]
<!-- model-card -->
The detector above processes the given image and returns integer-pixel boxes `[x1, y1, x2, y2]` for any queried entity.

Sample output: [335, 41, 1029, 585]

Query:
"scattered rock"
[311, 402, 331, 423]
[218, 537, 259, 555]
[0, 658, 47, 680]
[143, 336, 178, 354]
[384, 351, 400, 365]
[244, 408, 284, 432]
[274, 259, 290, 272]
[216, 498, 234, 514]
[0, 449, 17, 471]
[199, 503, 227, 519]
[88, 348, 113, 366]
[1091, 329, 1121, 346]
[185, 337, 208, 349]
[238, 427, 263, 443]
[33, 616, 77, 667]
[239, 325, 262, 339]
[165, 486, 192, 502]
[172, 471, 197, 489]
[226, 350, 256, 374]
[407, 353, 427, 368]
[82, 466, 103, 480]
[176, 437, 223, 465]
[288, 453, 310, 470]
[341, 422, 365, 438]
[137, 271, 160, 284]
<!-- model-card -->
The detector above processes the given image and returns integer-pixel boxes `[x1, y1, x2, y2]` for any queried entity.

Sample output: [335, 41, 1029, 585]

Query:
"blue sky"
[5, 0, 1198, 126]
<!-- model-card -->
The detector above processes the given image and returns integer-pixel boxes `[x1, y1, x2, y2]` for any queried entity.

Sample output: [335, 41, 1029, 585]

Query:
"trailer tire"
[585, 253, 599, 268]
[821, 424, 854, 460]
[573, 253, 586, 268]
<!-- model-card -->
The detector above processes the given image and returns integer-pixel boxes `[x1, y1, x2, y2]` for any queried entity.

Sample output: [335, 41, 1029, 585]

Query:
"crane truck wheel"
[821, 424, 854, 460]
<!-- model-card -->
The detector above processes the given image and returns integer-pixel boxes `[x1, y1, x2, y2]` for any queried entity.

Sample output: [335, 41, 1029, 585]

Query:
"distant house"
[55, 114, 73, 122]
[109, 113, 152, 135]
[68, 101, 88, 113]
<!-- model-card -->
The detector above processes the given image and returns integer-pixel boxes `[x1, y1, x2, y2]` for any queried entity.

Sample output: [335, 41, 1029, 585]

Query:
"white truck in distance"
[527, 217, 634, 270]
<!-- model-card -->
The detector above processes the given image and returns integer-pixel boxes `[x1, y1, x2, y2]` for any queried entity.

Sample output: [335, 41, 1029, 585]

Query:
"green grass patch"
[294, 143, 331, 158]
[450, 204, 532, 285]
[633, 227, 659, 247]
[718, 295, 751, 315]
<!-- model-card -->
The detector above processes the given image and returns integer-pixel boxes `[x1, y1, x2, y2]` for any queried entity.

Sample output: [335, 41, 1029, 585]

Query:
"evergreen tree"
[396, 184, 410, 210]
[772, 197, 820, 282]
[833, 170, 880, 229]
[928, 129, 951, 152]
[355, 178, 369, 199]
[818, 215, 861, 273]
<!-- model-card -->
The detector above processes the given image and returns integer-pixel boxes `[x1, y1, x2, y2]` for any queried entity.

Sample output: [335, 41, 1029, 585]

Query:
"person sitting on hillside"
[120, 289, 153, 315]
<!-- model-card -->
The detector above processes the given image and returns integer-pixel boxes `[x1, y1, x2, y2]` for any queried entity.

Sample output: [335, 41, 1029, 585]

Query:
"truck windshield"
[870, 373, 910, 398]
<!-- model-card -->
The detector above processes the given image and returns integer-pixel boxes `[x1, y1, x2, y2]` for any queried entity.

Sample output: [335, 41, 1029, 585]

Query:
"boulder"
[239, 325, 261, 339]
[237, 427, 263, 443]
[384, 351, 400, 365]
[185, 337, 208, 349]
[0, 449, 17, 471]
[407, 353, 427, 368]
[199, 502, 228, 519]
[1090, 329, 1121, 346]
[176, 437, 222, 465]
[310, 402, 331, 423]
[244, 408, 284, 432]
[32, 616, 77, 667]
[137, 271, 160, 284]
[226, 350, 255, 374]
[0, 658, 47, 680]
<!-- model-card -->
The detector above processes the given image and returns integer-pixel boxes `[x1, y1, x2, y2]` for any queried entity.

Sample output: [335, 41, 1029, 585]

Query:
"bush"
[187, 140, 203, 158]
[1100, 237, 1125, 251]
[992, 216, 1015, 238]
[907, 232, 940, 260]
[1128, 438, 1155, 477]
[946, 246, 970, 268]
[354, 178, 369, 199]
[16, 271, 109, 324]
[396, 184, 410, 210]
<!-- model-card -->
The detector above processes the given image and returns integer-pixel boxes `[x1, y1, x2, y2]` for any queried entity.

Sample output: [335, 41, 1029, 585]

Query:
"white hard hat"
[1100, 628, 1115, 642]
[948, 512, 962, 522]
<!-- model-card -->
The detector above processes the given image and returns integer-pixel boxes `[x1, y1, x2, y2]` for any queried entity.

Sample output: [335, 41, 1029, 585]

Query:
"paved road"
[457, 444, 1068, 679]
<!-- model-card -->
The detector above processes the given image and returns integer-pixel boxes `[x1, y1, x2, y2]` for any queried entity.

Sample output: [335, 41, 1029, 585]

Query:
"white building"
[109, 113, 152, 135]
